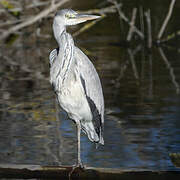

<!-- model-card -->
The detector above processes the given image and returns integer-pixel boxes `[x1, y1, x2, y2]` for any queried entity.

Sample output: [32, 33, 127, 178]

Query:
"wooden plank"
[0, 164, 180, 179]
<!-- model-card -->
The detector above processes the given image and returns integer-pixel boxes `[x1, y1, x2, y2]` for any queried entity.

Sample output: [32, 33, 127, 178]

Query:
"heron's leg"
[76, 121, 82, 166]
[68, 121, 83, 179]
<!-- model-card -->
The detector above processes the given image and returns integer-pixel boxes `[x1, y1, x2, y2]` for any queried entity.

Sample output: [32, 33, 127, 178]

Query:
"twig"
[26, 1, 50, 9]
[108, 0, 121, 21]
[127, 8, 137, 41]
[0, 18, 27, 27]
[158, 47, 180, 94]
[108, 0, 144, 39]
[0, 7, 22, 12]
[145, 9, 152, 48]
[157, 0, 176, 40]
[0, 0, 69, 41]
[119, 9, 144, 39]
[79, 4, 121, 15]
[139, 6, 144, 36]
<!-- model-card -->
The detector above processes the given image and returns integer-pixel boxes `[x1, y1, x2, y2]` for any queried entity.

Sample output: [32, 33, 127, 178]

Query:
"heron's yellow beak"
[66, 13, 101, 25]
[73, 14, 101, 24]
[76, 14, 101, 21]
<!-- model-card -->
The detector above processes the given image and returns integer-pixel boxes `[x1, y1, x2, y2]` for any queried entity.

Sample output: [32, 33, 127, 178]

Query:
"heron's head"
[54, 9, 100, 26]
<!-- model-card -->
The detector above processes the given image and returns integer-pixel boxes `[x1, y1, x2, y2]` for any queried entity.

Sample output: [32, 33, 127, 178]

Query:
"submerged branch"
[158, 47, 180, 94]
[145, 9, 152, 48]
[128, 48, 140, 80]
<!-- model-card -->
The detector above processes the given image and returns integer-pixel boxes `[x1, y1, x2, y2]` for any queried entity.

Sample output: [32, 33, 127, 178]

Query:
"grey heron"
[49, 9, 104, 167]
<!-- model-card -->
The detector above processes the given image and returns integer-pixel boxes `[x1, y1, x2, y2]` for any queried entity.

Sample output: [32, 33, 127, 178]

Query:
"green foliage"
[169, 153, 180, 168]
[0, 0, 20, 17]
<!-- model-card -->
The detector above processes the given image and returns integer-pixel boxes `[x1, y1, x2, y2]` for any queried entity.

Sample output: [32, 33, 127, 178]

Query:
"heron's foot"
[71, 161, 85, 171]
[76, 160, 85, 169]
[68, 162, 85, 179]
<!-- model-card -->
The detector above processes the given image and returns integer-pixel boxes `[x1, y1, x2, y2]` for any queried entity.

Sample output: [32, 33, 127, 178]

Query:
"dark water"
[0, 0, 180, 171]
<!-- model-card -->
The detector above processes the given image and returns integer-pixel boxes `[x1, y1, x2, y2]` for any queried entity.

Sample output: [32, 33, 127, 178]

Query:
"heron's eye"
[65, 13, 76, 19]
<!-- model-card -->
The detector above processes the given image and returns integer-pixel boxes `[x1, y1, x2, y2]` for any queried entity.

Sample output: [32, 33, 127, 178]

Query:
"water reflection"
[0, 37, 180, 170]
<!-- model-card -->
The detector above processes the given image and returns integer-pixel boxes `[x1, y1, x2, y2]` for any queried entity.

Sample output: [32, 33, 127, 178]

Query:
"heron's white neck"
[52, 19, 75, 86]
[53, 20, 66, 45]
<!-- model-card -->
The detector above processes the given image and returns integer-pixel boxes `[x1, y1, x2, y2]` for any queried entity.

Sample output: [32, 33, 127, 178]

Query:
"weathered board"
[0, 164, 180, 180]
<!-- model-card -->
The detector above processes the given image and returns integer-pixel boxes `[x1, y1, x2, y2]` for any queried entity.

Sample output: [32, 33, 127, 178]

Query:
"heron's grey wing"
[49, 48, 59, 92]
[49, 48, 59, 67]
[75, 47, 104, 144]
[49, 33, 74, 94]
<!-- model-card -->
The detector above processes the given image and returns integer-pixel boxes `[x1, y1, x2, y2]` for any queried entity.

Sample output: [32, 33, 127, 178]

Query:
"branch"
[157, 0, 176, 40]
[127, 8, 137, 41]
[0, 0, 69, 41]
[108, 0, 144, 39]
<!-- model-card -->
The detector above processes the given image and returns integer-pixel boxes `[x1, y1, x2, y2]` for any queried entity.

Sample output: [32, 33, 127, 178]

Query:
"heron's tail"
[81, 121, 104, 145]
[99, 129, 104, 145]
